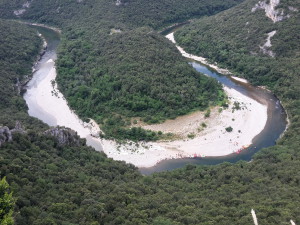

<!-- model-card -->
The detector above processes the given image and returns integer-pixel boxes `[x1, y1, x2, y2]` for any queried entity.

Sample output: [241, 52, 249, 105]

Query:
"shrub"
[225, 126, 233, 132]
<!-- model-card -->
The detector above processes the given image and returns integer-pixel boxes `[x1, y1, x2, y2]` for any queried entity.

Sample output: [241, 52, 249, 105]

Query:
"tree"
[0, 177, 15, 225]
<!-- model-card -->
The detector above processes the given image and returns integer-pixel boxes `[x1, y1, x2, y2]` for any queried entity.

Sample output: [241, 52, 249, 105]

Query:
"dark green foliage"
[0, 19, 46, 131]
[0, 0, 300, 224]
[0, 0, 244, 140]
[0, 177, 14, 225]
[101, 123, 160, 142]
[176, 0, 300, 85]
[176, 0, 300, 142]
[204, 109, 211, 118]
[2, 134, 300, 224]
[56, 28, 224, 139]
[1, 132, 141, 225]
[0, 0, 245, 29]
[225, 126, 233, 132]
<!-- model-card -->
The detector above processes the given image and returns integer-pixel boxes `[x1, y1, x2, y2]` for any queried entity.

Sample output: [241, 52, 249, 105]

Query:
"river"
[23, 24, 287, 175]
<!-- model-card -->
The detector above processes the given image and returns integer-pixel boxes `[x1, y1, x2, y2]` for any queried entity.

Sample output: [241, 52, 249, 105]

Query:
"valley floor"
[102, 86, 267, 167]
[26, 32, 267, 168]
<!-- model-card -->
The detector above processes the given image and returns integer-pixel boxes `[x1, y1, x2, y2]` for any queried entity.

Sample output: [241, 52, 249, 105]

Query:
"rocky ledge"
[44, 127, 82, 146]
[0, 121, 25, 147]
[0, 122, 82, 147]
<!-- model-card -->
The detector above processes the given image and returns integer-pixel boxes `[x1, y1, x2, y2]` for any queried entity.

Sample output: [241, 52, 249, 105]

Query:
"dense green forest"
[0, 0, 300, 224]
[0, 177, 14, 225]
[175, 0, 300, 143]
[0, 0, 245, 140]
[56, 27, 224, 140]
[0, 19, 43, 129]
[176, 0, 300, 86]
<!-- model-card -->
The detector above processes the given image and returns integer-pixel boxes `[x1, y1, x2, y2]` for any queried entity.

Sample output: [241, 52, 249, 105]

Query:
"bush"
[187, 133, 195, 139]
[204, 109, 211, 118]
[225, 126, 233, 132]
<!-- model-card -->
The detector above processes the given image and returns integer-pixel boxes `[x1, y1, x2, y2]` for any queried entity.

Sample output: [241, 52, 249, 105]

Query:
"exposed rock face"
[0, 121, 25, 147]
[288, 6, 298, 12]
[13, 1, 32, 16]
[116, 0, 128, 6]
[251, 0, 289, 22]
[0, 126, 12, 147]
[0, 122, 81, 147]
[259, 30, 277, 57]
[44, 127, 81, 146]
[116, 0, 122, 6]
[11, 121, 26, 134]
[110, 28, 122, 35]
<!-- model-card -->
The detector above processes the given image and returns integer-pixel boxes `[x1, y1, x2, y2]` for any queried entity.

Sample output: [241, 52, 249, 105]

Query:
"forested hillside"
[0, 0, 244, 28]
[0, 177, 14, 225]
[1, 0, 300, 224]
[0, 0, 244, 140]
[0, 19, 42, 129]
[176, 0, 300, 85]
[175, 0, 300, 143]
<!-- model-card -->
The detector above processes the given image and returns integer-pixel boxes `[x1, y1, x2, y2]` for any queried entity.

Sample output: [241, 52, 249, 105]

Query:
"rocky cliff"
[0, 121, 82, 147]
[44, 127, 82, 146]
[0, 121, 25, 147]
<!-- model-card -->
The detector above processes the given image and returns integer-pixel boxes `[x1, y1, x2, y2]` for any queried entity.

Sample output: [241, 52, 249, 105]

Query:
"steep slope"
[174, 1, 300, 219]
[0, 20, 140, 224]
[0, 18, 300, 225]
[0, 19, 42, 129]
[176, 0, 300, 147]
[176, 0, 300, 86]
[175, 0, 300, 133]
[0, 0, 245, 140]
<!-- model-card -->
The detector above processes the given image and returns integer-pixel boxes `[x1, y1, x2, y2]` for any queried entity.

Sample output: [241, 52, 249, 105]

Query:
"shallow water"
[24, 26, 60, 126]
[139, 62, 287, 174]
[24, 25, 287, 175]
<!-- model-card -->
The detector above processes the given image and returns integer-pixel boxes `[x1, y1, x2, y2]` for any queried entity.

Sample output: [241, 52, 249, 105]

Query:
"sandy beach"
[150, 86, 267, 157]
[100, 86, 267, 167]
[26, 58, 103, 143]
[25, 31, 268, 168]
[231, 76, 248, 84]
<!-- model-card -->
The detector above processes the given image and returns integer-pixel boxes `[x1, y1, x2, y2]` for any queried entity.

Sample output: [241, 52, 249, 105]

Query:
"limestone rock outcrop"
[252, 0, 289, 23]
[44, 127, 81, 146]
[0, 126, 12, 147]
[0, 121, 25, 146]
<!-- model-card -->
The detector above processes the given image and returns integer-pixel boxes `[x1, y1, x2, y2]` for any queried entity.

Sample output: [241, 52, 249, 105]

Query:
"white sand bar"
[98, 33, 267, 167]
[231, 76, 249, 83]
[25, 31, 268, 168]
[99, 86, 267, 167]
[25, 55, 104, 147]
[166, 32, 232, 75]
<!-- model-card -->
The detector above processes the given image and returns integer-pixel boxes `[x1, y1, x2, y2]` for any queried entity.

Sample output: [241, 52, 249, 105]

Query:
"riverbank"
[21, 21, 62, 33]
[98, 33, 268, 167]
[166, 32, 233, 75]
[25, 55, 102, 142]
[28, 56, 267, 167]
[99, 85, 267, 167]
[25, 25, 268, 168]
